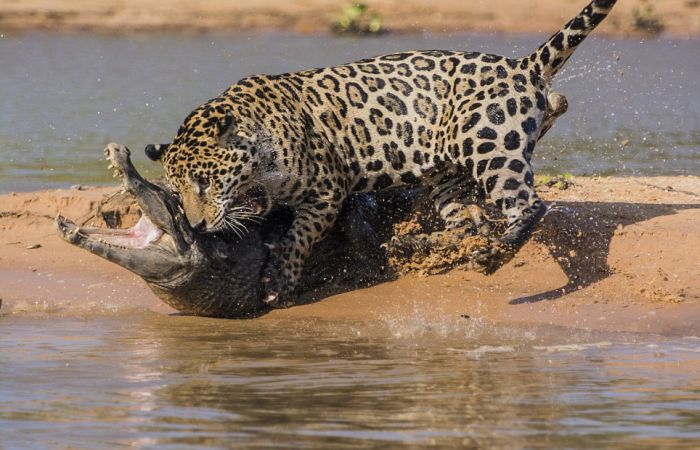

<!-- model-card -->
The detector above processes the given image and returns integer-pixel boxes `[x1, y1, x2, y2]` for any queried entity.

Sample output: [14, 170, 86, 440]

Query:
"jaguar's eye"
[190, 172, 209, 188]
[197, 176, 209, 187]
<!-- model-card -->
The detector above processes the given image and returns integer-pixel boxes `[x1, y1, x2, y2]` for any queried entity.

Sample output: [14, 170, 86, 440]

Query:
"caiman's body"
[56, 144, 385, 317]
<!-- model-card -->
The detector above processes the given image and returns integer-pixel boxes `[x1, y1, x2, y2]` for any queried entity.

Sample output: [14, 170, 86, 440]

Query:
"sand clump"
[387, 211, 507, 276]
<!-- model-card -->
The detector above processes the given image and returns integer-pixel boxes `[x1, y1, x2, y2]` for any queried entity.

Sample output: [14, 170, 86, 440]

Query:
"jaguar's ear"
[218, 110, 236, 137]
[145, 143, 169, 162]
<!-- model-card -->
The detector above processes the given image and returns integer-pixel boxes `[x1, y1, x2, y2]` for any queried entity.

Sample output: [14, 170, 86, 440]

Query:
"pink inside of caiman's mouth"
[79, 214, 164, 249]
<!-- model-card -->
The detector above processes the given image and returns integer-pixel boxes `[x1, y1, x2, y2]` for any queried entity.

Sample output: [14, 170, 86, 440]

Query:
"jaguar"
[145, 0, 618, 304]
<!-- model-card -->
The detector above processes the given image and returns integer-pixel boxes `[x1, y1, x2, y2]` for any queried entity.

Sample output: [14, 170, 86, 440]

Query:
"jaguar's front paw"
[261, 248, 296, 308]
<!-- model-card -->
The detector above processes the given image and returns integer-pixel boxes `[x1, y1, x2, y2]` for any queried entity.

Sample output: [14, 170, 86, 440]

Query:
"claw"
[264, 293, 278, 304]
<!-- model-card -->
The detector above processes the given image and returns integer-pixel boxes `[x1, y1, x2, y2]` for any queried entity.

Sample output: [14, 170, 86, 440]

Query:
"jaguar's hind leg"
[429, 171, 491, 236]
[385, 168, 491, 264]
[471, 153, 546, 273]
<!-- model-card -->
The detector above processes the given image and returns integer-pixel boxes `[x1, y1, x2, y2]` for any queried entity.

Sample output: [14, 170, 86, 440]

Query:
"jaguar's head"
[147, 102, 271, 234]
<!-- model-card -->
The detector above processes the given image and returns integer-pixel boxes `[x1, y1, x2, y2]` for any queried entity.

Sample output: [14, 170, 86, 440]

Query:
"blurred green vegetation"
[331, 3, 384, 36]
[536, 173, 574, 190]
[632, 3, 665, 35]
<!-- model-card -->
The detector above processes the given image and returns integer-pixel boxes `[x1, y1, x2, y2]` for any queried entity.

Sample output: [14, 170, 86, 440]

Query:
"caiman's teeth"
[96, 238, 130, 249]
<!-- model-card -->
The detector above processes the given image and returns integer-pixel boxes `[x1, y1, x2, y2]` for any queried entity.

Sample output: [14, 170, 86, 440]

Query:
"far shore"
[1, 176, 699, 336]
[1, 0, 699, 37]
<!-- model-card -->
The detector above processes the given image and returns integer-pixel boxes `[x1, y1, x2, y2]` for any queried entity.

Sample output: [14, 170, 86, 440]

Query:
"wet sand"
[1, 176, 698, 335]
[0, 0, 698, 36]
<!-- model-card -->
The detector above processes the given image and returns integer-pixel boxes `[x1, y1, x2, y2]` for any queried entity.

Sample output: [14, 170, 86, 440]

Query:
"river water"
[1, 32, 700, 447]
[0, 32, 699, 193]
[1, 315, 699, 448]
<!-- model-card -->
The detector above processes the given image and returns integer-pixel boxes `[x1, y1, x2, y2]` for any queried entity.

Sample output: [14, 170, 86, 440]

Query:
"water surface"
[1, 314, 699, 448]
[1, 32, 699, 193]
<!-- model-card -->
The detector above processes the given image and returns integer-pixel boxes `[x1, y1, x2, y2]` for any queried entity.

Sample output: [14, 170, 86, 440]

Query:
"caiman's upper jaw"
[103, 142, 194, 252]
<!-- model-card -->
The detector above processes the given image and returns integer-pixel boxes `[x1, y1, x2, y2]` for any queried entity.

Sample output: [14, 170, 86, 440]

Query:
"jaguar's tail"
[531, 0, 618, 81]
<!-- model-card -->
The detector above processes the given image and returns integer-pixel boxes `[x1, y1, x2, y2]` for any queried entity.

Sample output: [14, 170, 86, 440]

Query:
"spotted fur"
[148, 0, 618, 303]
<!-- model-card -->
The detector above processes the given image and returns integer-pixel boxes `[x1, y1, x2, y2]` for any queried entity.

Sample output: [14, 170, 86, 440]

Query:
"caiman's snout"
[55, 215, 82, 245]
[55, 210, 185, 282]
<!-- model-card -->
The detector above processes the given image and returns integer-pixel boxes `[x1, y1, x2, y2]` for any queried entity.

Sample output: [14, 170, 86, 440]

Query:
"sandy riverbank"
[1, 176, 698, 335]
[0, 0, 698, 37]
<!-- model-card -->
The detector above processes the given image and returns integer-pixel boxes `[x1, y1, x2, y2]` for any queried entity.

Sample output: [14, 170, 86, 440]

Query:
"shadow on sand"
[510, 201, 698, 304]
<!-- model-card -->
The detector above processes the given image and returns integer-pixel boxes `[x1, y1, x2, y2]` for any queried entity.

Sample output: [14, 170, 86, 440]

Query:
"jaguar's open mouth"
[236, 185, 269, 216]
[56, 213, 164, 249]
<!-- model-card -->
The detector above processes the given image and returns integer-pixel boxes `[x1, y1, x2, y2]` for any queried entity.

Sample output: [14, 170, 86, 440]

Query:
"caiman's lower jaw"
[57, 214, 165, 249]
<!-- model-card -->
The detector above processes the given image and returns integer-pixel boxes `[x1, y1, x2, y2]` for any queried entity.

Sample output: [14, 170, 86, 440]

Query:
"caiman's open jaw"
[56, 214, 165, 250]
[56, 209, 188, 283]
